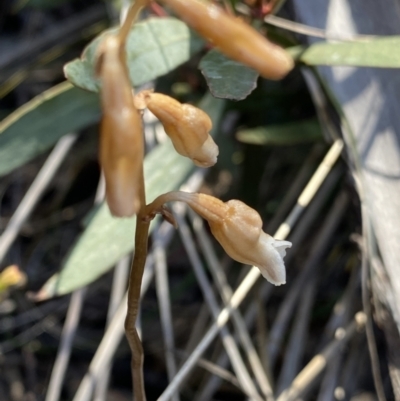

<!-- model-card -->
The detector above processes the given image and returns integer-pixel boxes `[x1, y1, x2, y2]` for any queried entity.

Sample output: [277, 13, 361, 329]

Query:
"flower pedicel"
[146, 192, 291, 285]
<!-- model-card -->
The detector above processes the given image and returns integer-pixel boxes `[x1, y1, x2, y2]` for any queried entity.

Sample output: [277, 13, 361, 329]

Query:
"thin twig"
[268, 191, 349, 369]
[175, 349, 241, 389]
[93, 256, 130, 401]
[45, 173, 105, 401]
[316, 266, 359, 401]
[0, 134, 77, 264]
[276, 313, 367, 401]
[361, 205, 387, 401]
[194, 279, 275, 401]
[154, 233, 180, 401]
[45, 289, 86, 401]
[266, 144, 325, 234]
[190, 210, 274, 400]
[274, 139, 343, 240]
[276, 276, 317, 395]
[174, 207, 264, 401]
[263, 14, 377, 41]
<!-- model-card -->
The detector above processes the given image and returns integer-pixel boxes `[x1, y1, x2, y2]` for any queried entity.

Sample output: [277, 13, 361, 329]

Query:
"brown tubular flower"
[159, 0, 294, 80]
[146, 192, 291, 285]
[136, 91, 218, 167]
[95, 34, 144, 217]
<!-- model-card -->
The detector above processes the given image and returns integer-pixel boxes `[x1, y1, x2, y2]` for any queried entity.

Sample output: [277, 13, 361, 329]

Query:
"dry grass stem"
[154, 235, 180, 401]
[157, 140, 345, 401]
[190, 210, 274, 400]
[276, 313, 367, 401]
[0, 134, 77, 264]
[174, 207, 264, 401]
[276, 276, 317, 394]
[45, 288, 87, 401]
[268, 191, 349, 369]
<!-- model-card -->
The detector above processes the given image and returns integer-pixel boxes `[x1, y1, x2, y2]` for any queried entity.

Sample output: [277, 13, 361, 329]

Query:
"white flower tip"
[257, 236, 292, 286]
[272, 239, 292, 258]
[192, 135, 219, 167]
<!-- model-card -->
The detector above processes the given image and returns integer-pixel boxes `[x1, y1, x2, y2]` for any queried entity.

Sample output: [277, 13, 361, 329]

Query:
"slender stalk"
[145, 191, 226, 224]
[118, 0, 150, 44]
[125, 167, 149, 401]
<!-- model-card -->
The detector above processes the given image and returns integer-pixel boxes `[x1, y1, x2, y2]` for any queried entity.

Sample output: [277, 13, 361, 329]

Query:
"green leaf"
[236, 118, 323, 145]
[0, 82, 100, 177]
[35, 93, 225, 299]
[292, 36, 400, 68]
[64, 17, 204, 92]
[199, 49, 259, 100]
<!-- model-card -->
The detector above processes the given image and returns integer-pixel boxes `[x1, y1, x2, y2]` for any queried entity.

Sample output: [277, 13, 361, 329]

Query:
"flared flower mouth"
[255, 234, 292, 286]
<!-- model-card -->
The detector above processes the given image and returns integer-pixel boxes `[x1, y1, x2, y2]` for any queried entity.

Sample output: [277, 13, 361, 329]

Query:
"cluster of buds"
[93, 0, 292, 283]
[145, 192, 291, 285]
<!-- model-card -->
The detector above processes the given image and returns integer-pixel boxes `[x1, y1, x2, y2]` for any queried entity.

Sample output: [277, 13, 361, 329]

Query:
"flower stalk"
[145, 191, 291, 285]
[90, 0, 295, 398]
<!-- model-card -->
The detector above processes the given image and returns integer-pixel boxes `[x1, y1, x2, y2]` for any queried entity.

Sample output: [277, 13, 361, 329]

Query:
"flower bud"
[159, 0, 294, 80]
[96, 34, 144, 217]
[137, 91, 218, 167]
[147, 191, 291, 285]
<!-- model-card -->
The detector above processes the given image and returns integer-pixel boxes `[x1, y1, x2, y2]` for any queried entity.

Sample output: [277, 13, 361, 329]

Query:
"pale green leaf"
[64, 17, 204, 92]
[236, 118, 322, 145]
[199, 49, 259, 100]
[0, 82, 100, 177]
[35, 93, 225, 299]
[292, 36, 400, 68]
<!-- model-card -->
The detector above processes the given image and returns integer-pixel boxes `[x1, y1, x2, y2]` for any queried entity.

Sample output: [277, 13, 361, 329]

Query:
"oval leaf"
[64, 17, 204, 92]
[0, 82, 100, 177]
[199, 49, 259, 100]
[35, 94, 225, 299]
[236, 118, 322, 145]
[294, 36, 400, 68]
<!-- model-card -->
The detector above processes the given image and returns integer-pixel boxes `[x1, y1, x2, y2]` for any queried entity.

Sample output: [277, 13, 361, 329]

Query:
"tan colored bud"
[96, 34, 144, 217]
[137, 91, 218, 167]
[146, 192, 290, 285]
[159, 0, 294, 80]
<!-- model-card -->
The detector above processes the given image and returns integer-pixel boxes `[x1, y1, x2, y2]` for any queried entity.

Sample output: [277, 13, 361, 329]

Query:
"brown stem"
[145, 191, 227, 224]
[125, 167, 149, 401]
[119, 0, 151, 44]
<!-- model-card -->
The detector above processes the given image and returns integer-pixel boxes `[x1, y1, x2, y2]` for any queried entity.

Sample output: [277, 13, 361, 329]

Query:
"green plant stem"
[125, 167, 149, 401]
